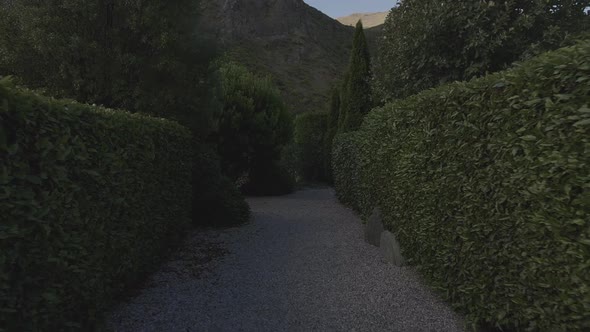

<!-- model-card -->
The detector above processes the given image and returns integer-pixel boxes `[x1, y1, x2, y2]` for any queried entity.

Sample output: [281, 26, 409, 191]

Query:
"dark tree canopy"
[375, 0, 590, 100]
[0, 0, 218, 135]
[294, 112, 329, 182]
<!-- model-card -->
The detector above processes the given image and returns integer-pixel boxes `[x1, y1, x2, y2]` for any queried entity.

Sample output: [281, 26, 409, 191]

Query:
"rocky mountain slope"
[337, 12, 389, 28]
[200, 0, 354, 113]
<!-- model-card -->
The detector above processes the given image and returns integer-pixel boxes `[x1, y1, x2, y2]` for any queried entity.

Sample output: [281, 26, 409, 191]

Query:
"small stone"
[364, 207, 384, 247]
[380, 231, 406, 266]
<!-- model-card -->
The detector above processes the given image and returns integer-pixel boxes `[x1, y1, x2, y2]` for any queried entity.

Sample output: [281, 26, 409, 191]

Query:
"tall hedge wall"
[294, 112, 328, 182]
[331, 131, 366, 212]
[333, 42, 590, 330]
[0, 79, 193, 331]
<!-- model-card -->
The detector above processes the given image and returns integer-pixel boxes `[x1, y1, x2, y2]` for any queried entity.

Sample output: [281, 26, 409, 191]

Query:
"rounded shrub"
[215, 62, 294, 195]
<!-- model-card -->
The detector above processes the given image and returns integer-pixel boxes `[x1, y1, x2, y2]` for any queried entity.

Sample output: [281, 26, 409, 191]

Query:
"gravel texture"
[106, 188, 465, 332]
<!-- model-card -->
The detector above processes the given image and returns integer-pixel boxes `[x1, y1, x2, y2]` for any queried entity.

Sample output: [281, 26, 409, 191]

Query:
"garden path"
[106, 188, 464, 332]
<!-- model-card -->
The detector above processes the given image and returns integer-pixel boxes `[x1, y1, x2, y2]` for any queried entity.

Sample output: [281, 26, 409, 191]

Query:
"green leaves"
[215, 62, 294, 194]
[520, 135, 538, 142]
[334, 41, 590, 331]
[573, 119, 590, 127]
[0, 82, 193, 331]
[376, 0, 590, 100]
[340, 21, 372, 133]
[0, 0, 217, 137]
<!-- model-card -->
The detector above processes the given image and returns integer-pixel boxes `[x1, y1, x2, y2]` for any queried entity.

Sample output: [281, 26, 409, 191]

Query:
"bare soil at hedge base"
[106, 188, 464, 332]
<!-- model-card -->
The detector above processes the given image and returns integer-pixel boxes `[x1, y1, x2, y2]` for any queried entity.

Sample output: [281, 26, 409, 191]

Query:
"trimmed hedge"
[331, 131, 366, 212]
[0, 79, 192, 331]
[333, 42, 590, 330]
[294, 112, 328, 182]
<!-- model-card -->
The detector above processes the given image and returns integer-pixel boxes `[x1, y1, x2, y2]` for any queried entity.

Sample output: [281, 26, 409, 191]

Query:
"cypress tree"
[337, 73, 349, 131]
[324, 87, 341, 182]
[327, 87, 341, 135]
[339, 20, 372, 133]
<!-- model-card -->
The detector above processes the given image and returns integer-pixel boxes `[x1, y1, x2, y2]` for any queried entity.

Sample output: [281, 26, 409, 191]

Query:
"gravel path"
[106, 188, 464, 332]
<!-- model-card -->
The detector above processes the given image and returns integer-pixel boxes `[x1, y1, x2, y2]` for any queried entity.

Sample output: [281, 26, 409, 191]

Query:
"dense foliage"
[376, 0, 590, 100]
[0, 79, 192, 331]
[331, 132, 365, 212]
[339, 21, 372, 132]
[215, 62, 294, 195]
[333, 42, 590, 330]
[0, 0, 252, 219]
[0, 0, 217, 135]
[323, 88, 341, 183]
[294, 112, 329, 182]
[192, 144, 251, 227]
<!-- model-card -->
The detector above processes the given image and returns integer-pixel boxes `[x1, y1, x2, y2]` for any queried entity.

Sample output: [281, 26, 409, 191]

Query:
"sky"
[304, 0, 398, 18]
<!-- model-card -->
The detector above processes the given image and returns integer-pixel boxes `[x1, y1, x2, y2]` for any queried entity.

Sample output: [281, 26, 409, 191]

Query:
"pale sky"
[304, 0, 398, 18]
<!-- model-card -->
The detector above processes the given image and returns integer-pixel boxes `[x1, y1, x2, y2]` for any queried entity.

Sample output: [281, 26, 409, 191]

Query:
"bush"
[294, 112, 328, 182]
[333, 42, 590, 330]
[215, 62, 294, 194]
[192, 144, 250, 227]
[0, 79, 192, 331]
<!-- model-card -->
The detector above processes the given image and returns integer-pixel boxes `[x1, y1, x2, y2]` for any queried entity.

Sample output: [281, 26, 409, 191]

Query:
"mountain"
[337, 12, 389, 29]
[200, 0, 354, 113]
